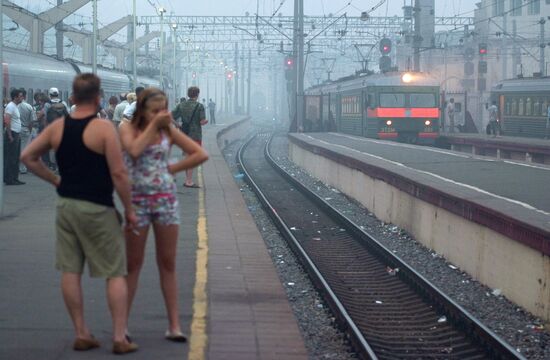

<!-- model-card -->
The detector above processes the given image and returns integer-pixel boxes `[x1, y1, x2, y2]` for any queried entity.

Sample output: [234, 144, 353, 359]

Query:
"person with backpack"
[171, 86, 207, 188]
[43, 88, 70, 171]
[44, 88, 70, 125]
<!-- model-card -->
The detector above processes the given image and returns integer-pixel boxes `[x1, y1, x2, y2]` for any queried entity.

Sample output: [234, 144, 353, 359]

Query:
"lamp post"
[158, 6, 166, 90]
[171, 23, 178, 105]
[92, 0, 97, 73]
[132, 0, 137, 88]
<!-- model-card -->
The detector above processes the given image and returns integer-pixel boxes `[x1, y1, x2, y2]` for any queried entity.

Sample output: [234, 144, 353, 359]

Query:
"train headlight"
[424, 120, 431, 126]
[386, 120, 392, 126]
[401, 73, 413, 83]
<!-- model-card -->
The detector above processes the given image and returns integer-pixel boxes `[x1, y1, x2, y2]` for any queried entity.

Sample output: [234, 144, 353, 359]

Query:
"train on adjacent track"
[2, 47, 159, 105]
[490, 76, 550, 139]
[303, 71, 441, 144]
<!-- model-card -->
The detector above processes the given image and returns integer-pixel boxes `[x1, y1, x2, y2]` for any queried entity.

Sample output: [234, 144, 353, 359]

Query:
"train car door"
[329, 93, 340, 132]
[362, 89, 368, 137]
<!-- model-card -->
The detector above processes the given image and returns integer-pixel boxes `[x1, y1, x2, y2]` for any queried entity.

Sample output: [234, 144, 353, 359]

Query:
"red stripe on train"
[377, 132, 399, 139]
[418, 132, 439, 139]
[367, 108, 439, 118]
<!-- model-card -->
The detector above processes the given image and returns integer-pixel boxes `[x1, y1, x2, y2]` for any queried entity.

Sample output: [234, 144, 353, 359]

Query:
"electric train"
[304, 71, 441, 143]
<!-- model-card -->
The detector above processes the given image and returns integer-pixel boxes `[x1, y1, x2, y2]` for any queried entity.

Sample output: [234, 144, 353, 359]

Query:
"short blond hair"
[126, 92, 137, 103]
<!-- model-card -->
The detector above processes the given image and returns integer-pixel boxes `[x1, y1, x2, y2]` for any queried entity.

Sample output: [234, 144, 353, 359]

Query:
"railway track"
[237, 132, 524, 360]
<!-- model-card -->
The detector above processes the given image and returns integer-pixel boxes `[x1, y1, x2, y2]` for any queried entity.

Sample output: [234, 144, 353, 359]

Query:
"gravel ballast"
[222, 128, 549, 359]
[223, 133, 357, 360]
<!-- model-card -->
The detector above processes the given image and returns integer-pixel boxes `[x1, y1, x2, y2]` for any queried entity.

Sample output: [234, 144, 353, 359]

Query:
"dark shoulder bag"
[181, 103, 199, 135]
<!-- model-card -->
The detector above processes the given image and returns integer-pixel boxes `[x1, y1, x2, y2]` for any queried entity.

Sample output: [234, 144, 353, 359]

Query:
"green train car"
[304, 71, 440, 144]
[491, 77, 550, 138]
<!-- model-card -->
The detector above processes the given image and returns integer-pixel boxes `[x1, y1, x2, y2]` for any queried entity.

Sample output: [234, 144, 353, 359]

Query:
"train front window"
[410, 93, 436, 108]
[380, 93, 405, 107]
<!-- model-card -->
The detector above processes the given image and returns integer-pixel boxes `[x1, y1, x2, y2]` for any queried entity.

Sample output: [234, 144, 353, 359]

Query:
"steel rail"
[262, 133, 525, 360]
[237, 133, 379, 360]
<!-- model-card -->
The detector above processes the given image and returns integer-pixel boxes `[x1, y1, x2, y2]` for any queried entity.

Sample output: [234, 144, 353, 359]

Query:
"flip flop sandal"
[165, 330, 187, 342]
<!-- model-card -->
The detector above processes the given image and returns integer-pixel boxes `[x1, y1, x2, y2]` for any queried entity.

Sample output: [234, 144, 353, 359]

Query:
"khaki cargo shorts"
[55, 197, 127, 278]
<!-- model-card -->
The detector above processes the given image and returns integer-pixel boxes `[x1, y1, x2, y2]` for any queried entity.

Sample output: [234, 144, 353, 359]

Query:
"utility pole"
[412, 1, 420, 72]
[273, 56, 278, 119]
[502, 13, 507, 80]
[56, 0, 64, 60]
[133, 0, 137, 88]
[158, 7, 166, 90]
[241, 53, 245, 113]
[540, 17, 546, 76]
[225, 72, 229, 113]
[92, 0, 97, 73]
[512, 20, 518, 77]
[206, 73, 209, 105]
[171, 23, 178, 104]
[247, 48, 251, 116]
[296, 0, 305, 131]
[0, 0, 4, 214]
[145, 24, 150, 60]
[290, 0, 298, 130]
[214, 77, 218, 113]
[234, 43, 239, 114]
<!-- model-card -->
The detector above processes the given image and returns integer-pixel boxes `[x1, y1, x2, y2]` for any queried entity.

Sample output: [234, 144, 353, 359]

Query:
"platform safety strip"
[188, 167, 208, 360]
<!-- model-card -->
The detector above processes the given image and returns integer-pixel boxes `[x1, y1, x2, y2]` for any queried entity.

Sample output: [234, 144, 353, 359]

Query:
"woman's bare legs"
[125, 226, 150, 320]
[152, 223, 181, 332]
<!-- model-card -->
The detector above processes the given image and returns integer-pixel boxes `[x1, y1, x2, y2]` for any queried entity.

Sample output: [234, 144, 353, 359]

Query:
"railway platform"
[0, 116, 307, 359]
[288, 132, 550, 323]
[439, 133, 550, 164]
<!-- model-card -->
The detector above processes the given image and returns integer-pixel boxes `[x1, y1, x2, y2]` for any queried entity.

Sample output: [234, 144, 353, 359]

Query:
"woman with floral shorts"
[119, 88, 208, 342]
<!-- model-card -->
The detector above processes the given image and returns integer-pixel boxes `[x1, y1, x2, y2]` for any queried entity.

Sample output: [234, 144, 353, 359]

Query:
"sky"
[19, 0, 480, 25]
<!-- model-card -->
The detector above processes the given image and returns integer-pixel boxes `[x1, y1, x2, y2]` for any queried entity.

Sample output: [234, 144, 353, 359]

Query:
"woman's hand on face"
[153, 110, 173, 128]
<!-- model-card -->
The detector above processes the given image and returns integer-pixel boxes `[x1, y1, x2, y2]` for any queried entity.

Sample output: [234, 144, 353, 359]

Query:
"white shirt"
[446, 102, 454, 117]
[5, 101, 21, 133]
[18, 101, 36, 129]
[123, 101, 136, 119]
[488, 105, 498, 121]
[113, 100, 129, 122]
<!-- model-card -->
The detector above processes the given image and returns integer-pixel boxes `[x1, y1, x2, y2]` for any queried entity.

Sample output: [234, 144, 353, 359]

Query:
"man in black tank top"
[21, 74, 139, 354]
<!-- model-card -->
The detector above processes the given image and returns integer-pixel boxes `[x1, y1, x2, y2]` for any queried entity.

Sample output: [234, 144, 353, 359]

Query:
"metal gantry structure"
[139, 13, 473, 128]
[0, 1, 476, 114]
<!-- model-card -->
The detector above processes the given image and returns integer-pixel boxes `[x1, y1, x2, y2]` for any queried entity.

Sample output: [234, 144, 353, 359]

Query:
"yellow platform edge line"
[188, 166, 208, 360]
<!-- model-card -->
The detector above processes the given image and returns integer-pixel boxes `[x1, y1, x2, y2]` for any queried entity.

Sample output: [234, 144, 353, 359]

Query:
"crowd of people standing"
[4, 82, 218, 187]
[18, 73, 213, 354]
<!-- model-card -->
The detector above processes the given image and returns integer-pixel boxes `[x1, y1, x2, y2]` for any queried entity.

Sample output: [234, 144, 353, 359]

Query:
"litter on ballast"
[386, 267, 400, 276]
[437, 316, 447, 323]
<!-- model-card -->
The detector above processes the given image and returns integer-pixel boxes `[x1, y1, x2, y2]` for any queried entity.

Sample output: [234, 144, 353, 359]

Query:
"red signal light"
[379, 38, 392, 55]
[478, 43, 487, 55]
[226, 72, 233, 80]
[285, 57, 294, 69]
